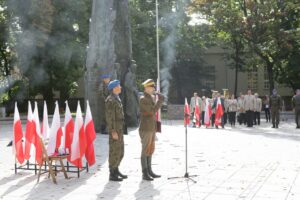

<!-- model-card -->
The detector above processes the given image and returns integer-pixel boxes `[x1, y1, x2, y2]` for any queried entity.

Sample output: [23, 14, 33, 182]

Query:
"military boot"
[117, 167, 128, 179]
[147, 157, 161, 178]
[109, 168, 123, 181]
[142, 168, 153, 181]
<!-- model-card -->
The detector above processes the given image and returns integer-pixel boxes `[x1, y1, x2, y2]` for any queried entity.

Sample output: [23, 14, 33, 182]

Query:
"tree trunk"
[266, 64, 275, 95]
[85, 0, 139, 132]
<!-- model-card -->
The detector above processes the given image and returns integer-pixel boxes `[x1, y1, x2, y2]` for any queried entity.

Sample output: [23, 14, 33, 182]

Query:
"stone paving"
[0, 119, 300, 200]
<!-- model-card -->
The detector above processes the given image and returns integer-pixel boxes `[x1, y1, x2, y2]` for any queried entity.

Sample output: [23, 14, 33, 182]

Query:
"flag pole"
[156, 0, 160, 85]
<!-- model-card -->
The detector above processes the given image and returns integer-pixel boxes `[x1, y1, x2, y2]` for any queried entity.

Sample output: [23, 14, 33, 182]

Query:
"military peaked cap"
[142, 79, 155, 87]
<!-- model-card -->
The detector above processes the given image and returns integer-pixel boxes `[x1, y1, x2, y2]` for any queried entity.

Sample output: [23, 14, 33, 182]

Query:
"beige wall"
[204, 47, 293, 97]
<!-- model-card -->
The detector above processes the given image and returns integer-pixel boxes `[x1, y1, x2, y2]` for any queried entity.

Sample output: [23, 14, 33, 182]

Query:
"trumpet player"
[139, 79, 164, 181]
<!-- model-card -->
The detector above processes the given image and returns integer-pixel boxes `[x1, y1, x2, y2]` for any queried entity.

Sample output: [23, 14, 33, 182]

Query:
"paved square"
[0, 119, 300, 200]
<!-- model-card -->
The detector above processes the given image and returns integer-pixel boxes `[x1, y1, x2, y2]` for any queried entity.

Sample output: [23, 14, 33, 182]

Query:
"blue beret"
[100, 74, 111, 79]
[108, 80, 120, 90]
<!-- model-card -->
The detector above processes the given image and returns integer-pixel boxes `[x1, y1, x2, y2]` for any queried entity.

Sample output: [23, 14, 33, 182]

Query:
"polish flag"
[193, 97, 201, 127]
[47, 101, 63, 156]
[184, 98, 190, 126]
[70, 102, 86, 168]
[204, 99, 212, 127]
[24, 101, 34, 160]
[13, 102, 24, 164]
[33, 102, 43, 166]
[64, 101, 74, 162]
[84, 101, 96, 167]
[214, 97, 224, 126]
[41, 101, 49, 140]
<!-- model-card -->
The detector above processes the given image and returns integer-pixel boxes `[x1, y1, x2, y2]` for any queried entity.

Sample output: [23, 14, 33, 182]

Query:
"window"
[248, 67, 258, 91]
[263, 66, 270, 90]
[202, 66, 215, 90]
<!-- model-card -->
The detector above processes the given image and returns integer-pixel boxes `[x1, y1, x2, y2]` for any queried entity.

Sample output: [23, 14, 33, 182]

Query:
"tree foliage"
[191, 0, 300, 92]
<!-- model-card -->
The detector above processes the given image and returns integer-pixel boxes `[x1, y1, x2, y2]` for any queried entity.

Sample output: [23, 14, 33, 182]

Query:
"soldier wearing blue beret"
[105, 80, 127, 181]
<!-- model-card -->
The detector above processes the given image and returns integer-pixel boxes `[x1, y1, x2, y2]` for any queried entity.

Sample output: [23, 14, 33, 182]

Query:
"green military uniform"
[139, 79, 164, 181]
[105, 85, 127, 181]
[292, 92, 300, 128]
[99, 81, 110, 134]
[270, 93, 282, 128]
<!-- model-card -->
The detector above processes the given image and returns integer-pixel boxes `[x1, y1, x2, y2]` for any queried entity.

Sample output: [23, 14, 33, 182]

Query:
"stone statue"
[85, 0, 139, 131]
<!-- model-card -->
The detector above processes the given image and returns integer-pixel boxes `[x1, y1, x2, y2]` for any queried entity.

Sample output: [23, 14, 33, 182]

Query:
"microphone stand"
[168, 115, 197, 183]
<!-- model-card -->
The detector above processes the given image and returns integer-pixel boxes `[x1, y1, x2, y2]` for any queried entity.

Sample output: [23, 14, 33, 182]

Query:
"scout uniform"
[228, 97, 238, 126]
[99, 74, 111, 134]
[139, 79, 164, 181]
[270, 89, 282, 128]
[244, 92, 255, 127]
[105, 80, 127, 181]
[292, 89, 300, 128]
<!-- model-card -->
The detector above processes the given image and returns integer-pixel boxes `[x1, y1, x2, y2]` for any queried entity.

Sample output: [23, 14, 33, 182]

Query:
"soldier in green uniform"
[99, 74, 111, 134]
[139, 79, 164, 181]
[105, 80, 127, 181]
[292, 89, 300, 129]
[270, 89, 282, 128]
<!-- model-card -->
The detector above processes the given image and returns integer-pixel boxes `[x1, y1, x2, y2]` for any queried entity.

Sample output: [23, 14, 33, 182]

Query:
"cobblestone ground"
[0, 119, 300, 200]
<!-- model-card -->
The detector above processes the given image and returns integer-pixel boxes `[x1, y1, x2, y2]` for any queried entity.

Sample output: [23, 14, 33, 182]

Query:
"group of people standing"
[189, 88, 299, 129]
[99, 74, 164, 182]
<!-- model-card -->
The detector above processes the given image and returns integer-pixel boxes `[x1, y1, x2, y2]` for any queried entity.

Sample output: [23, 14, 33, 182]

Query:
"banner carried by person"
[193, 98, 201, 127]
[215, 97, 224, 126]
[204, 99, 212, 127]
[184, 98, 190, 126]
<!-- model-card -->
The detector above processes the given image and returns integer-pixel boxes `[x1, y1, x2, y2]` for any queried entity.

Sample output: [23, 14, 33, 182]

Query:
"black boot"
[272, 124, 275, 128]
[117, 167, 128, 179]
[109, 168, 123, 181]
[142, 168, 153, 181]
[147, 157, 161, 178]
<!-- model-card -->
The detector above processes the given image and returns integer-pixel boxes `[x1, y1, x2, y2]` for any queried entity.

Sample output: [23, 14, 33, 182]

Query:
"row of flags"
[13, 101, 96, 169]
[184, 97, 224, 127]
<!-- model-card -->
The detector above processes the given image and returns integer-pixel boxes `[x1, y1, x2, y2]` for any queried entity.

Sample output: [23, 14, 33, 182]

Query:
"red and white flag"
[47, 101, 63, 156]
[70, 102, 86, 168]
[214, 97, 224, 126]
[24, 101, 34, 160]
[64, 101, 74, 162]
[204, 98, 212, 127]
[184, 98, 190, 126]
[13, 102, 24, 164]
[41, 101, 49, 140]
[84, 100, 96, 167]
[193, 97, 201, 127]
[33, 102, 43, 166]
[155, 79, 161, 133]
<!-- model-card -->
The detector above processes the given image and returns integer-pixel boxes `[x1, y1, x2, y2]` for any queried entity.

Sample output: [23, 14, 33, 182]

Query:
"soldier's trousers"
[295, 109, 300, 127]
[271, 109, 280, 126]
[139, 131, 155, 169]
[109, 133, 124, 168]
